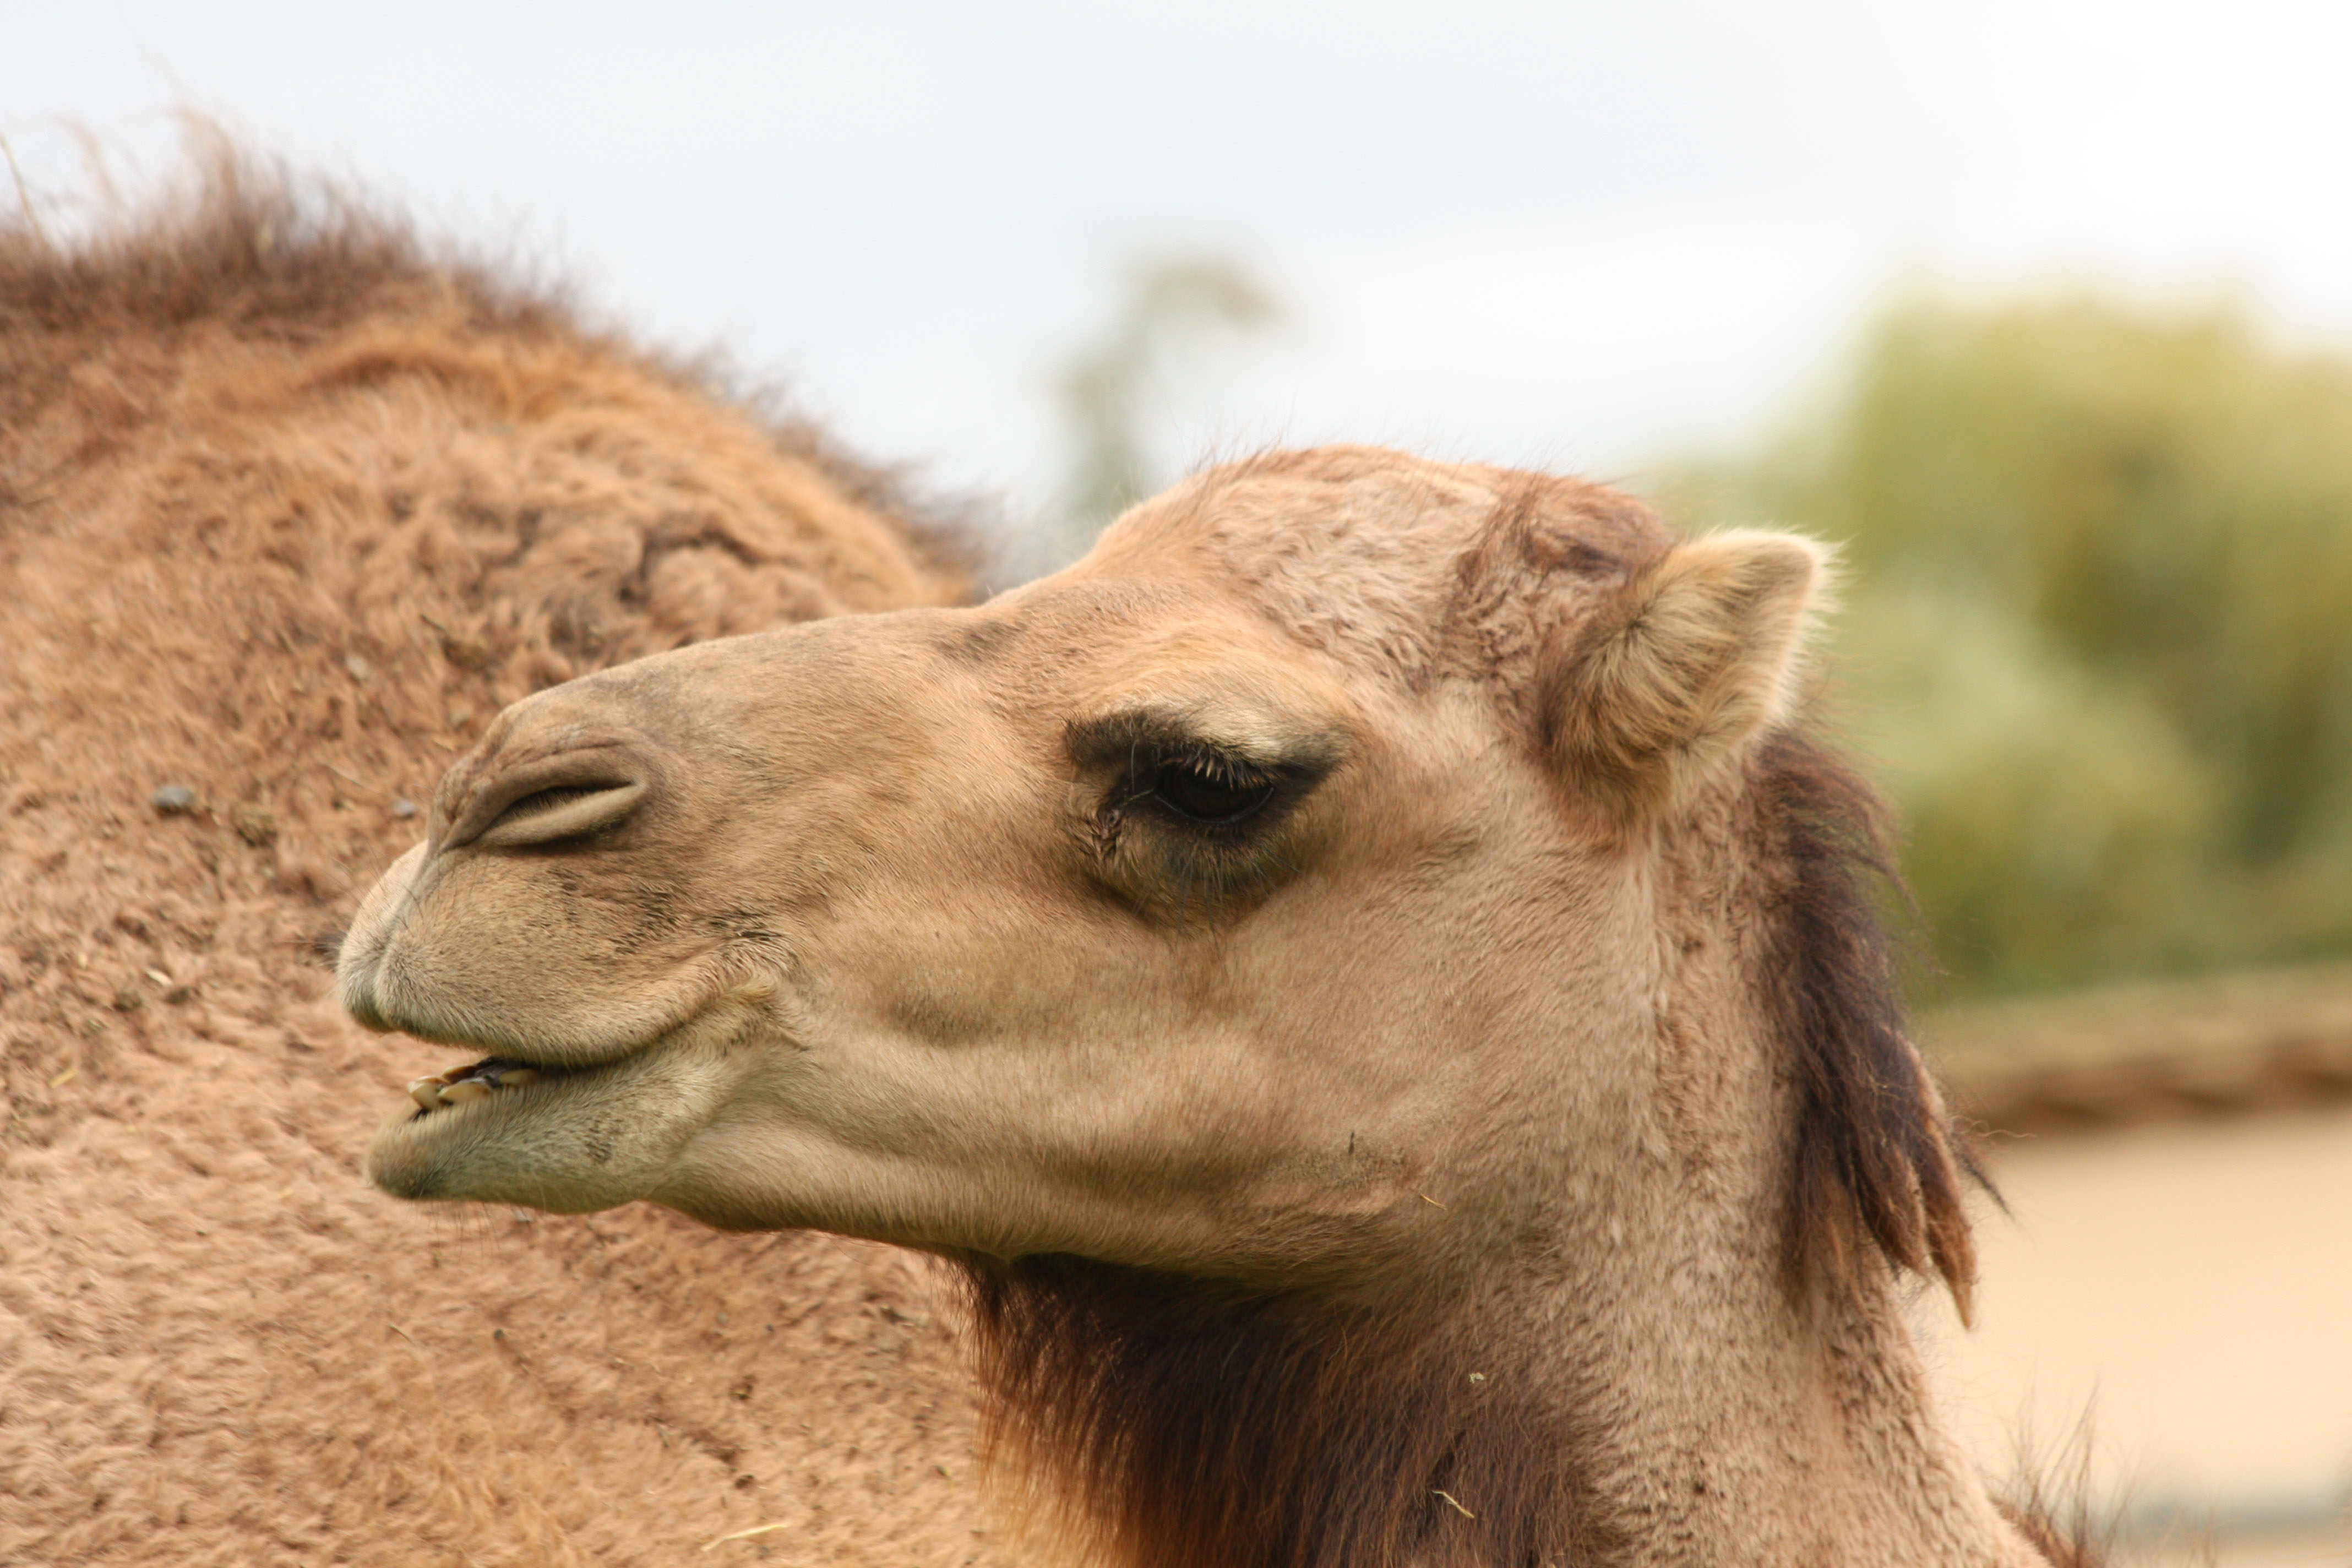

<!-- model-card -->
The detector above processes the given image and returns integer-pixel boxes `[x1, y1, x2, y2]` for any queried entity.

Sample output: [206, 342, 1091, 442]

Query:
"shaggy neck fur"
[955, 1236, 2016, 1568]
[961, 1258, 1602, 1568]
[955, 736, 2040, 1568]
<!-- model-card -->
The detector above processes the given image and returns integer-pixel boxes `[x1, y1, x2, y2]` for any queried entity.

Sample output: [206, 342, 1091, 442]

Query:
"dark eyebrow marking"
[1063, 710, 1349, 778]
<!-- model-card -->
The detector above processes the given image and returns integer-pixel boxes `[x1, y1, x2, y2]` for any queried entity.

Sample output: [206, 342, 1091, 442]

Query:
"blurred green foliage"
[1667, 296, 2352, 997]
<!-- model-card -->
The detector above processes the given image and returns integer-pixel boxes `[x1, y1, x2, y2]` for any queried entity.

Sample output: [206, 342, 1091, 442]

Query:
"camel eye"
[1151, 759, 1275, 825]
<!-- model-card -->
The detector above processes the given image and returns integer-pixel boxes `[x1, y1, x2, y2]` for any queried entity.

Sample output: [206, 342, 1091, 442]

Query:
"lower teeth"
[407, 1062, 545, 1112]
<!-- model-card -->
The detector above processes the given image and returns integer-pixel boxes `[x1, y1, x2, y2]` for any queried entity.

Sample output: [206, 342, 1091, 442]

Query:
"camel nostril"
[475, 778, 647, 849]
[434, 732, 661, 853]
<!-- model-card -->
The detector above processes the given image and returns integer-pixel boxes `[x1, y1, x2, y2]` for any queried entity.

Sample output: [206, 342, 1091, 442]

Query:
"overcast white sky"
[9, 1, 2352, 547]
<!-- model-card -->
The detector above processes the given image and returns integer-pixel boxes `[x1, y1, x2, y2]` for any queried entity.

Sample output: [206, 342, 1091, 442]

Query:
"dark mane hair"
[957, 1255, 1600, 1568]
[0, 131, 980, 579]
[1751, 729, 1988, 1319]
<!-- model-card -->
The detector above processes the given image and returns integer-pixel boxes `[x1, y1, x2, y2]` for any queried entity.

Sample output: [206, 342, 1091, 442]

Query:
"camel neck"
[1502, 1226, 2042, 1568]
[956, 1244, 2041, 1568]
[958, 1254, 1594, 1568]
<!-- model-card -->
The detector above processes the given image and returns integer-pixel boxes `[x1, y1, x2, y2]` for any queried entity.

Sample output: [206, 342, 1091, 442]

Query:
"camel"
[340, 445, 2062, 1568]
[0, 152, 1012, 1565]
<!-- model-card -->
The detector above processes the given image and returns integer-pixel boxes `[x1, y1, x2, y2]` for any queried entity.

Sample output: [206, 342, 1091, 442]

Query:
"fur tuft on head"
[1542, 530, 1831, 814]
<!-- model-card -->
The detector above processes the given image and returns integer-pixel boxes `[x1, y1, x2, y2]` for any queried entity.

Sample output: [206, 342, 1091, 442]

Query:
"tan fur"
[1, 162, 1010, 1564]
[1543, 530, 1827, 814]
[341, 445, 2048, 1566]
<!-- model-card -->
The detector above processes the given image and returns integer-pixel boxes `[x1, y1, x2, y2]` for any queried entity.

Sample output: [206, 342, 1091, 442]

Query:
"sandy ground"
[1920, 1103, 2352, 1565]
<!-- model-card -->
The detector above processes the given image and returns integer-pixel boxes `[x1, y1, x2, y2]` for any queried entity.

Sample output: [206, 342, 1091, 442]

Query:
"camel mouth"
[364, 994, 767, 1211]
[402, 1055, 569, 1115]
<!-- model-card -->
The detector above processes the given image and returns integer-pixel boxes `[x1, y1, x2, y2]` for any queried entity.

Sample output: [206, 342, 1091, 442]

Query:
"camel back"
[0, 157, 1009, 1566]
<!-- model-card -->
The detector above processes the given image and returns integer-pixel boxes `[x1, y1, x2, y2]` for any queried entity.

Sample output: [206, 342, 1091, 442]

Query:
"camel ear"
[1541, 531, 1830, 812]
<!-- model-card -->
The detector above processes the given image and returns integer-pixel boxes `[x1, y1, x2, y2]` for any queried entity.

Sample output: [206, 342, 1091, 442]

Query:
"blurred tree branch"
[1044, 251, 1281, 567]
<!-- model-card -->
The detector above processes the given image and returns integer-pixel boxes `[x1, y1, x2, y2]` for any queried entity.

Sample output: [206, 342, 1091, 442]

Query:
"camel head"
[342, 444, 1968, 1297]
[343, 447, 2013, 1565]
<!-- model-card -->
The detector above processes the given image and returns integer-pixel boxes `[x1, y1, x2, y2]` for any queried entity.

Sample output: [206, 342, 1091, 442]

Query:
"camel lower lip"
[373, 1049, 647, 1170]
[365, 1019, 746, 1213]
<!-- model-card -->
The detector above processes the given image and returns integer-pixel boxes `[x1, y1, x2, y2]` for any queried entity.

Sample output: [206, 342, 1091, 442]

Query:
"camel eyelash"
[1117, 745, 1287, 833]
[1066, 714, 1341, 870]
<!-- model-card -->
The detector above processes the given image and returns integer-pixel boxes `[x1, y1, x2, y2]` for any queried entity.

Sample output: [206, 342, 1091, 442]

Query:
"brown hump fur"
[0, 147, 998, 1566]
[0, 136, 974, 587]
